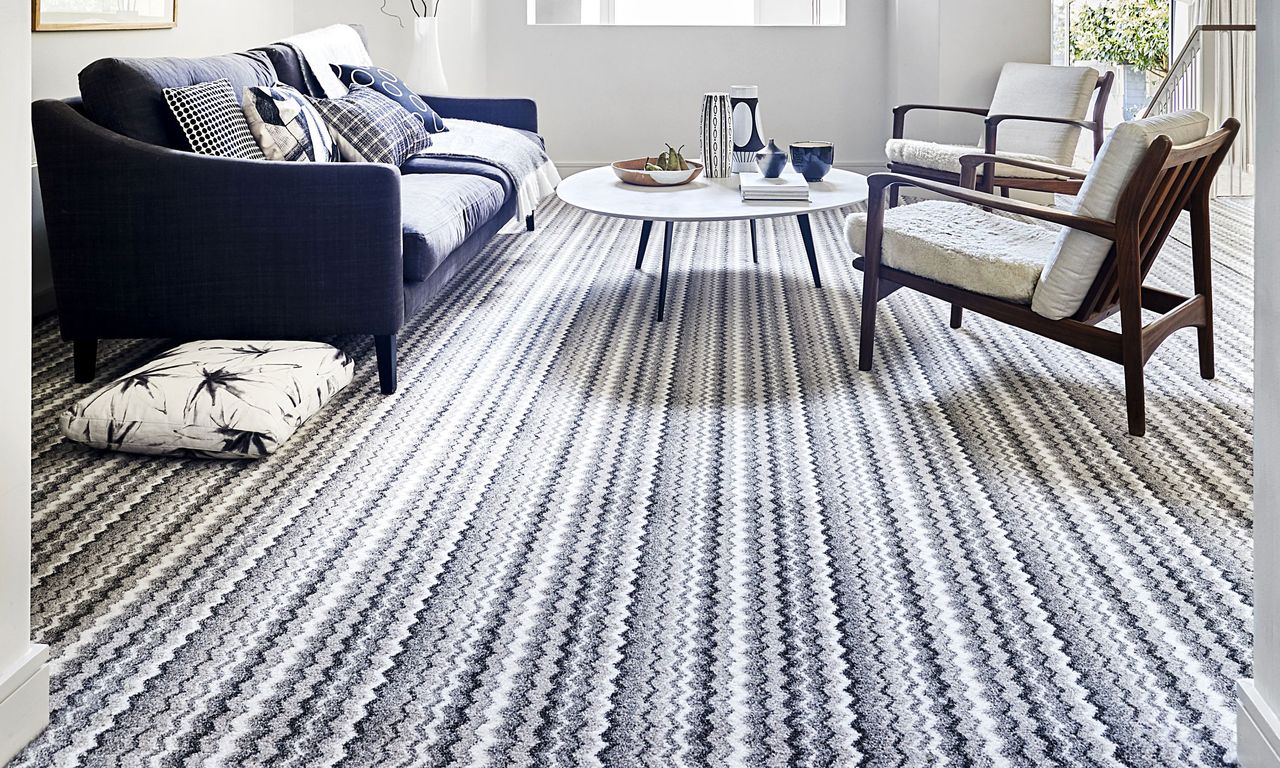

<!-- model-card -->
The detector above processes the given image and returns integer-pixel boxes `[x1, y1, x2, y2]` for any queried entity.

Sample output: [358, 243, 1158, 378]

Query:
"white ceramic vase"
[407, 17, 449, 96]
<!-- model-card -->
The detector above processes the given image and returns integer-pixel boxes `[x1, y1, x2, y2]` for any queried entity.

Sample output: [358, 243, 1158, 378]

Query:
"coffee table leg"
[750, 220, 758, 264]
[636, 220, 653, 270]
[797, 214, 821, 289]
[657, 222, 674, 322]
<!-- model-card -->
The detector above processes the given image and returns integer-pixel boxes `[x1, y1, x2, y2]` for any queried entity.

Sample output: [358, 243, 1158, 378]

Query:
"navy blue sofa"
[31, 33, 539, 394]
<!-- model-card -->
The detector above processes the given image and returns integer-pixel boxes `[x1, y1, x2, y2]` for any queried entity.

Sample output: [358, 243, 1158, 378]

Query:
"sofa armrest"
[32, 98, 405, 341]
[427, 96, 538, 134]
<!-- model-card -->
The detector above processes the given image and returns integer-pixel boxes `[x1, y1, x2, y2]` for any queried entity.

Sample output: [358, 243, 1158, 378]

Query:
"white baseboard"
[1240, 680, 1280, 768]
[0, 645, 49, 766]
[555, 160, 885, 177]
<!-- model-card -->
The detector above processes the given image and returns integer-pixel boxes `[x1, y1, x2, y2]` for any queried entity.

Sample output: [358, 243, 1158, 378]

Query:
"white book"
[739, 169, 810, 201]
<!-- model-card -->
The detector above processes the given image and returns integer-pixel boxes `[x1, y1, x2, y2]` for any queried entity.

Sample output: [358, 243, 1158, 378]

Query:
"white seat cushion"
[59, 340, 354, 459]
[1032, 110, 1212, 320]
[986, 63, 1099, 164]
[886, 139, 1070, 178]
[846, 200, 1059, 305]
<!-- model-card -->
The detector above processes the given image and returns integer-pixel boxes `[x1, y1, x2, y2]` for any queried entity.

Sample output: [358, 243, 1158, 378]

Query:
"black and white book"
[739, 169, 810, 201]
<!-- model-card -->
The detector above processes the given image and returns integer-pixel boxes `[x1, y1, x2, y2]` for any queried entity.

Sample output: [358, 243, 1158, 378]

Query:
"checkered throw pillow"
[163, 79, 265, 160]
[309, 86, 432, 167]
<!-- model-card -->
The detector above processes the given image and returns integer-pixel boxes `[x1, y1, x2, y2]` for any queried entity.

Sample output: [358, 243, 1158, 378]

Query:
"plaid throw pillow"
[330, 64, 448, 133]
[163, 79, 265, 160]
[309, 86, 432, 167]
[243, 83, 339, 162]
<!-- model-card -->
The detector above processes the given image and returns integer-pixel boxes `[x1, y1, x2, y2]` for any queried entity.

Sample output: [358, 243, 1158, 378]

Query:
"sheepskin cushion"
[886, 139, 1067, 179]
[985, 63, 1099, 164]
[59, 340, 353, 459]
[1032, 110, 1211, 320]
[846, 200, 1058, 305]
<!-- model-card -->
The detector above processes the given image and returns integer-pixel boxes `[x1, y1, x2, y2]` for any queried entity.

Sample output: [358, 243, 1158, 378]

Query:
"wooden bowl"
[611, 158, 704, 187]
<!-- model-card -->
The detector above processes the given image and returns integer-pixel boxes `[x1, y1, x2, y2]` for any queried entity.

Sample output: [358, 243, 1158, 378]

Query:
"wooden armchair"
[848, 112, 1240, 436]
[888, 63, 1114, 201]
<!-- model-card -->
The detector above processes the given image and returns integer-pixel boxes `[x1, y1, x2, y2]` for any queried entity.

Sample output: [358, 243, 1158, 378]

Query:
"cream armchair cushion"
[885, 139, 1064, 178]
[985, 63, 1099, 164]
[1032, 110, 1211, 319]
[846, 200, 1057, 304]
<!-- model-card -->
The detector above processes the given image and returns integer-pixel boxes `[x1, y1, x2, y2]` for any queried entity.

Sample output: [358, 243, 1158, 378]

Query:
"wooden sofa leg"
[73, 339, 97, 383]
[526, 212, 536, 232]
[949, 304, 963, 329]
[374, 334, 398, 395]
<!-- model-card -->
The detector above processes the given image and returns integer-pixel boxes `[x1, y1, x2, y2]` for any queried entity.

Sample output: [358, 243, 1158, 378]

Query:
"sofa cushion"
[79, 51, 276, 149]
[1032, 110, 1211, 320]
[163, 79, 265, 160]
[59, 340, 353, 459]
[400, 173, 507, 282]
[846, 200, 1058, 305]
[886, 139, 1068, 179]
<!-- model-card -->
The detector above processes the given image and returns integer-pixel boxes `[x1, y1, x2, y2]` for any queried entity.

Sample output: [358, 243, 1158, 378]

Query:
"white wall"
[1241, 2, 1280, 764]
[3, 3, 47, 764]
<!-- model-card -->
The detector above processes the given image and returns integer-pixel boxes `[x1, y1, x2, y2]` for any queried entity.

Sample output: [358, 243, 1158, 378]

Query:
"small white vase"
[407, 17, 449, 96]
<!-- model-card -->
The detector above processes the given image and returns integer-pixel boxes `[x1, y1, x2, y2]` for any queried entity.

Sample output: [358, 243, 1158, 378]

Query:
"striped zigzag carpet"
[21, 197, 1253, 767]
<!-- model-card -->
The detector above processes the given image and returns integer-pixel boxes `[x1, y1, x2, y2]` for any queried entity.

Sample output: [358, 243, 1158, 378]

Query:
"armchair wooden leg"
[1190, 191, 1216, 380]
[73, 339, 97, 383]
[888, 186, 900, 209]
[949, 305, 963, 329]
[1123, 359, 1147, 437]
[374, 334, 398, 395]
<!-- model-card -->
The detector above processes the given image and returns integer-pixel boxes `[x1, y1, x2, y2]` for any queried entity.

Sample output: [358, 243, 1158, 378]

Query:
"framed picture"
[33, 0, 177, 31]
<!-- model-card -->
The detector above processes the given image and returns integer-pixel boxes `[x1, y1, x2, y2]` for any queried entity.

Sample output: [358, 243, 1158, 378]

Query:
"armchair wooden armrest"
[892, 103, 990, 139]
[957, 153, 1089, 190]
[983, 113, 1097, 156]
[865, 172, 1115, 240]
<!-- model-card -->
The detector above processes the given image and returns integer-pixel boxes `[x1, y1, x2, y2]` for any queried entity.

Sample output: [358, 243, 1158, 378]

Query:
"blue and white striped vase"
[699, 92, 733, 179]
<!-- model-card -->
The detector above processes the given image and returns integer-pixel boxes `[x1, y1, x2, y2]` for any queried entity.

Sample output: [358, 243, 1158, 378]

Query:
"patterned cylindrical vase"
[730, 85, 764, 174]
[699, 92, 733, 179]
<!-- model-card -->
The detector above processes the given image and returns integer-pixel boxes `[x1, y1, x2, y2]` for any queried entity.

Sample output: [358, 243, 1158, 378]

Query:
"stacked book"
[739, 169, 811, 202]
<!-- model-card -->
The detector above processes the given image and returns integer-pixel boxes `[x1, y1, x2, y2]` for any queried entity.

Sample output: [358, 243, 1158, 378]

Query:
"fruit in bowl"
[613, 143, 704, 187]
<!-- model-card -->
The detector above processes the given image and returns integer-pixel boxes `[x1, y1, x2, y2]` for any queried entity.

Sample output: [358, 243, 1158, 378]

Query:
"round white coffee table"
[557, 166, 870, 320]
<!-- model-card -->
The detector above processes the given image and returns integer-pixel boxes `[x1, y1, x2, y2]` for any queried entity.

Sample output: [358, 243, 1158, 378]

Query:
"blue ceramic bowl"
[790, 141, 835, 182]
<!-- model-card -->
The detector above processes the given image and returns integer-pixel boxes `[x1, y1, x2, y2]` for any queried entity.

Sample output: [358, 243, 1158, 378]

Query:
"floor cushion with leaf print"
[59, 340, 354, 459]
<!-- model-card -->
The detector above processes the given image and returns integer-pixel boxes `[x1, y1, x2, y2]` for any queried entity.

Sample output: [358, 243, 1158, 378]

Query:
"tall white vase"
[407, 17, 449, 96]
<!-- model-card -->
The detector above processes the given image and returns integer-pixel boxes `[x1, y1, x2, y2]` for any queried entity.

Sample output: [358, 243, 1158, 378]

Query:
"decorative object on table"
[377, 0, 452, 94]
[699, 92, 733, 179]
[33, 0, 177, 31]
[790, 140, 835, 182]
[612, 158, 704, 187]
[309, 85, 432, 165]
[331, 64, 448, 132]
[163, 79, 265, 160]
[243, 83, 339, 162]
[739, 167, 810, 201]
[729, 85, 764, 174]
[58, 341, 354, 459]
[755, 138, 787, 178]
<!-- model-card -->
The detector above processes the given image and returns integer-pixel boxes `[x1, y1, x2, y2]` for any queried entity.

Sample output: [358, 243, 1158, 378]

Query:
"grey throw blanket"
[410, 120, 561, 222]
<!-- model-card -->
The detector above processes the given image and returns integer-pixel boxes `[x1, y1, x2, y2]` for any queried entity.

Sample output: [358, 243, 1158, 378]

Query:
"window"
[528, 0, 845, 26]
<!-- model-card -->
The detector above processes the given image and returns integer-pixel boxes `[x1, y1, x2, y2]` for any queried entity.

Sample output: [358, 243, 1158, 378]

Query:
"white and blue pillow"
[330, 64, 448, 133]
[309, 85, 432, 167]
[242, 83, 339, 162]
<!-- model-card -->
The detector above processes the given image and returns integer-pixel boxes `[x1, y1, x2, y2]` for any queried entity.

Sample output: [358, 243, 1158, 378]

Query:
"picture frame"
[32, 0, 177, 32]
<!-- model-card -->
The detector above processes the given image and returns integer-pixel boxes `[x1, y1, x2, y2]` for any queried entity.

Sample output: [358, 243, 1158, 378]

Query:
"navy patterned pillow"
[330, 64, 448, 133]
[243, 83, 339, 162]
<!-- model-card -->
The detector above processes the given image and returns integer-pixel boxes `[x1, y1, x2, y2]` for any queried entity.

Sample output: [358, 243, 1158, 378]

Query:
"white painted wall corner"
[1240, 680, 1280, 768]
[0, 646, 49, 765]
